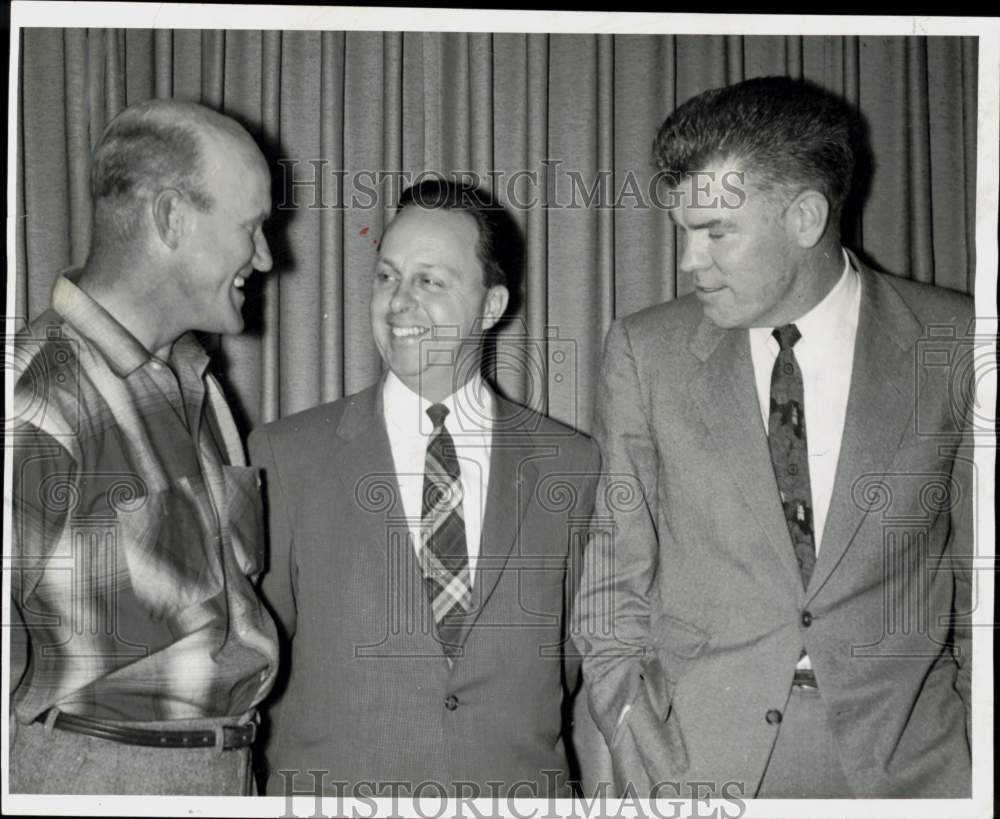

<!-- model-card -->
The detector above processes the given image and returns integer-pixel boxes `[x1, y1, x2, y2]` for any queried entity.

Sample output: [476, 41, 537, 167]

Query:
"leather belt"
[40, 710, 256, 750]
[792, 668, 818, 689]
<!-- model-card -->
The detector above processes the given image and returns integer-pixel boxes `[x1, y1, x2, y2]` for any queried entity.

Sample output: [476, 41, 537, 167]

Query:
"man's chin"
[699, 300, 752, 330]
[206, 314, 245, 336]
[700, 308, 738, 329]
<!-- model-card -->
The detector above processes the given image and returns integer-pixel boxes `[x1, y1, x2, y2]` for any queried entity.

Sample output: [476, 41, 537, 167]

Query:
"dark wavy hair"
[653, 76, 862, 220]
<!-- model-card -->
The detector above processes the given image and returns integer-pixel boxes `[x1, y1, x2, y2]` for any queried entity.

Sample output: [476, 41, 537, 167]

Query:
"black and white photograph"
[3, 4, 997, 818]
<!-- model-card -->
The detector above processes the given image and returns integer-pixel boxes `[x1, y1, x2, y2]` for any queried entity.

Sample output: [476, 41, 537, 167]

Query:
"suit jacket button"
[765, 709, 783, 725]
[801, 610, 813, 627]
[444, 695, 459, 711]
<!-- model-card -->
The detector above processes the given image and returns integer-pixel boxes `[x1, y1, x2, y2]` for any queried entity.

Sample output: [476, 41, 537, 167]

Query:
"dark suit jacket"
[573, 261, 975, 798]
[249, 382, 599, 797]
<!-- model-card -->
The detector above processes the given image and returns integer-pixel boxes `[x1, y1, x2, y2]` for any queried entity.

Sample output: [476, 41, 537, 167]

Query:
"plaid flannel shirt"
[8, 271, 279, 722]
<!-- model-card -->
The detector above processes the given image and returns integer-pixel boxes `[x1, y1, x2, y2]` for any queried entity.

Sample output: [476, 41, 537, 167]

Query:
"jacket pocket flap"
[656, 612, 710, 660]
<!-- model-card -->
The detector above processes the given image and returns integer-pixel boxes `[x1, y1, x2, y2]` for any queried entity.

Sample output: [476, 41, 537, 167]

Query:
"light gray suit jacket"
[573, 262, 974, 798]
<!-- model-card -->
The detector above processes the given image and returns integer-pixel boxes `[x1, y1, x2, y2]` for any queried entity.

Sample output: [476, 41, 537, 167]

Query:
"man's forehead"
[378, 207, 484, 281]
[665, 164, 766, 220]
[203, 134, 271, 203]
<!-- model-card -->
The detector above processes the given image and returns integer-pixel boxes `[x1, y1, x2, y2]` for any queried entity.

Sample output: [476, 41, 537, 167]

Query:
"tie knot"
[772, 324, 802, 350]
[426, 403, 450, 430]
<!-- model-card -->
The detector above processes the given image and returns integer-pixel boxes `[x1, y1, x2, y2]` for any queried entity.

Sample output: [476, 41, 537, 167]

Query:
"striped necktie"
[420, 403, 472, 658]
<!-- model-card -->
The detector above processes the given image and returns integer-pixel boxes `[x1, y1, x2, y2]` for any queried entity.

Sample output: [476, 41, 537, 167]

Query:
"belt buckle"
[222, 717, 256, 750]
[245, 715, 257, 745]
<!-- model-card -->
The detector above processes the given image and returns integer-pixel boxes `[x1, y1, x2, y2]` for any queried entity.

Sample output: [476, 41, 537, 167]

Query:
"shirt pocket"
[223, 465, 266, 579]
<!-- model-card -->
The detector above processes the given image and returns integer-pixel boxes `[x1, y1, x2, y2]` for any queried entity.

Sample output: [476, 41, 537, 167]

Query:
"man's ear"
[480, 285, 510, 332]
[151, 188, 188, 250]
[784, 189, 830, 249]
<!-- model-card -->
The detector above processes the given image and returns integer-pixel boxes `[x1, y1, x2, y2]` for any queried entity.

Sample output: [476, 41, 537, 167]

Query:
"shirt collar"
[383, 369, 494, 440]
[52, 269, 209, 378]
[750, 248, 858, 348]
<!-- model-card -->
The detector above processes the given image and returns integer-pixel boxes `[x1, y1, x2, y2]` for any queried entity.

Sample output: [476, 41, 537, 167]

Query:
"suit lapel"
[450, 395, 540, 652]
[331, 381, 406, 527]
[342, 383, 539, 659]
[688, 322, 804, 588]
[334, 380, 470, 660]
[807, 266, 920, 598]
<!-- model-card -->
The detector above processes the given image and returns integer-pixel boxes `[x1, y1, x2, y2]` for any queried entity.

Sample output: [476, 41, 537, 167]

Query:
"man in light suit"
[250, 180, 599, 798]
[573, 77, 974, 799]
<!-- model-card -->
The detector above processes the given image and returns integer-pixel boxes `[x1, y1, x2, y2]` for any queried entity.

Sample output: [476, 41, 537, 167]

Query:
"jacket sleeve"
[571, 319, 661, 744]
[949, 392, 976, 743]
[563, 438, 602, 690]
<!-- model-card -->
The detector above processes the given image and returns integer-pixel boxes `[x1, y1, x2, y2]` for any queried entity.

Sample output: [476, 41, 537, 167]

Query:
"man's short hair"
[395, 178, 506, 289]
[653, 76, 861, 220]
[90, 100, 220, 251]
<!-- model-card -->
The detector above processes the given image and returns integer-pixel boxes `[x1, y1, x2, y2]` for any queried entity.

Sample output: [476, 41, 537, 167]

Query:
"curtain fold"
[16, 29, 979, 435]
[319, 31, 346, 406]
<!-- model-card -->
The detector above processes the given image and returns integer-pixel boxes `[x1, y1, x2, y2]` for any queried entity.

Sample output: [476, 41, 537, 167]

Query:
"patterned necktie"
[420, 403, 472, 658]
[768, 324, 816, 589]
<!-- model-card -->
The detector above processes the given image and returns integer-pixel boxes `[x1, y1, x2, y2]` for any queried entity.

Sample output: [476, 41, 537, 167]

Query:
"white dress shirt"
[748, 249, 861, 557]
[382, 370, 493, 586]
[749, 250, 860, 671]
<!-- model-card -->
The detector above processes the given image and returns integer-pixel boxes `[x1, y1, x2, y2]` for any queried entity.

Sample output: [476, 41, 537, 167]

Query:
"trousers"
[9, 710, 257, 795]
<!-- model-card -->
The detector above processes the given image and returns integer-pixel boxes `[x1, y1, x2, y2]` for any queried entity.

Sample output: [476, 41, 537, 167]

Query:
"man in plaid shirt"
[8, 99, 279, 794]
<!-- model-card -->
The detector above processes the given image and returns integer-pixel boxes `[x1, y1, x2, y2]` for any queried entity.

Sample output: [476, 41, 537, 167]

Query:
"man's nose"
[254, 230, 273, 273]
[677, 232, 710, 275]
[389, 279, 417, 312]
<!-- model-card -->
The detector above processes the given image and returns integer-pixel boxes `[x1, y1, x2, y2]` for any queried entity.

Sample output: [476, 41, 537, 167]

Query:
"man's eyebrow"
[377, 259, 461, 279]
[674, 216, 733, 231]
[413, 261, 460, 277]
[374, 255, 464, 280]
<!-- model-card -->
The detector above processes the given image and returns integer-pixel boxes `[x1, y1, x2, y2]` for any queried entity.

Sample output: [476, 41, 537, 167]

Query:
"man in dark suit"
[250, 180, 599, 798]
[573, 77, 974, 799]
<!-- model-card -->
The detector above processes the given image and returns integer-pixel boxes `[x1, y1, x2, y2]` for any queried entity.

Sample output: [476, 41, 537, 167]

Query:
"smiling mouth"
[696, 284, 725, 294]
[391, 325, 430, 338]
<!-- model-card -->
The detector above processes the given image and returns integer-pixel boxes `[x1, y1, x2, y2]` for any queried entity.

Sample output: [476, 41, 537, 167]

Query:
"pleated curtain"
[16, 30, 978, 435]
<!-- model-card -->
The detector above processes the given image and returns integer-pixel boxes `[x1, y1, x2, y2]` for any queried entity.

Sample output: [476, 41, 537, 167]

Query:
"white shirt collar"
[383, 369, 493, 442]
[750, 248, 858, 348]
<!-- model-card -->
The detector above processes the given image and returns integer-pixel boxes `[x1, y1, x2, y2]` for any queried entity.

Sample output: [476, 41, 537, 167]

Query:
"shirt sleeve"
[10, 425, 79, 697]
